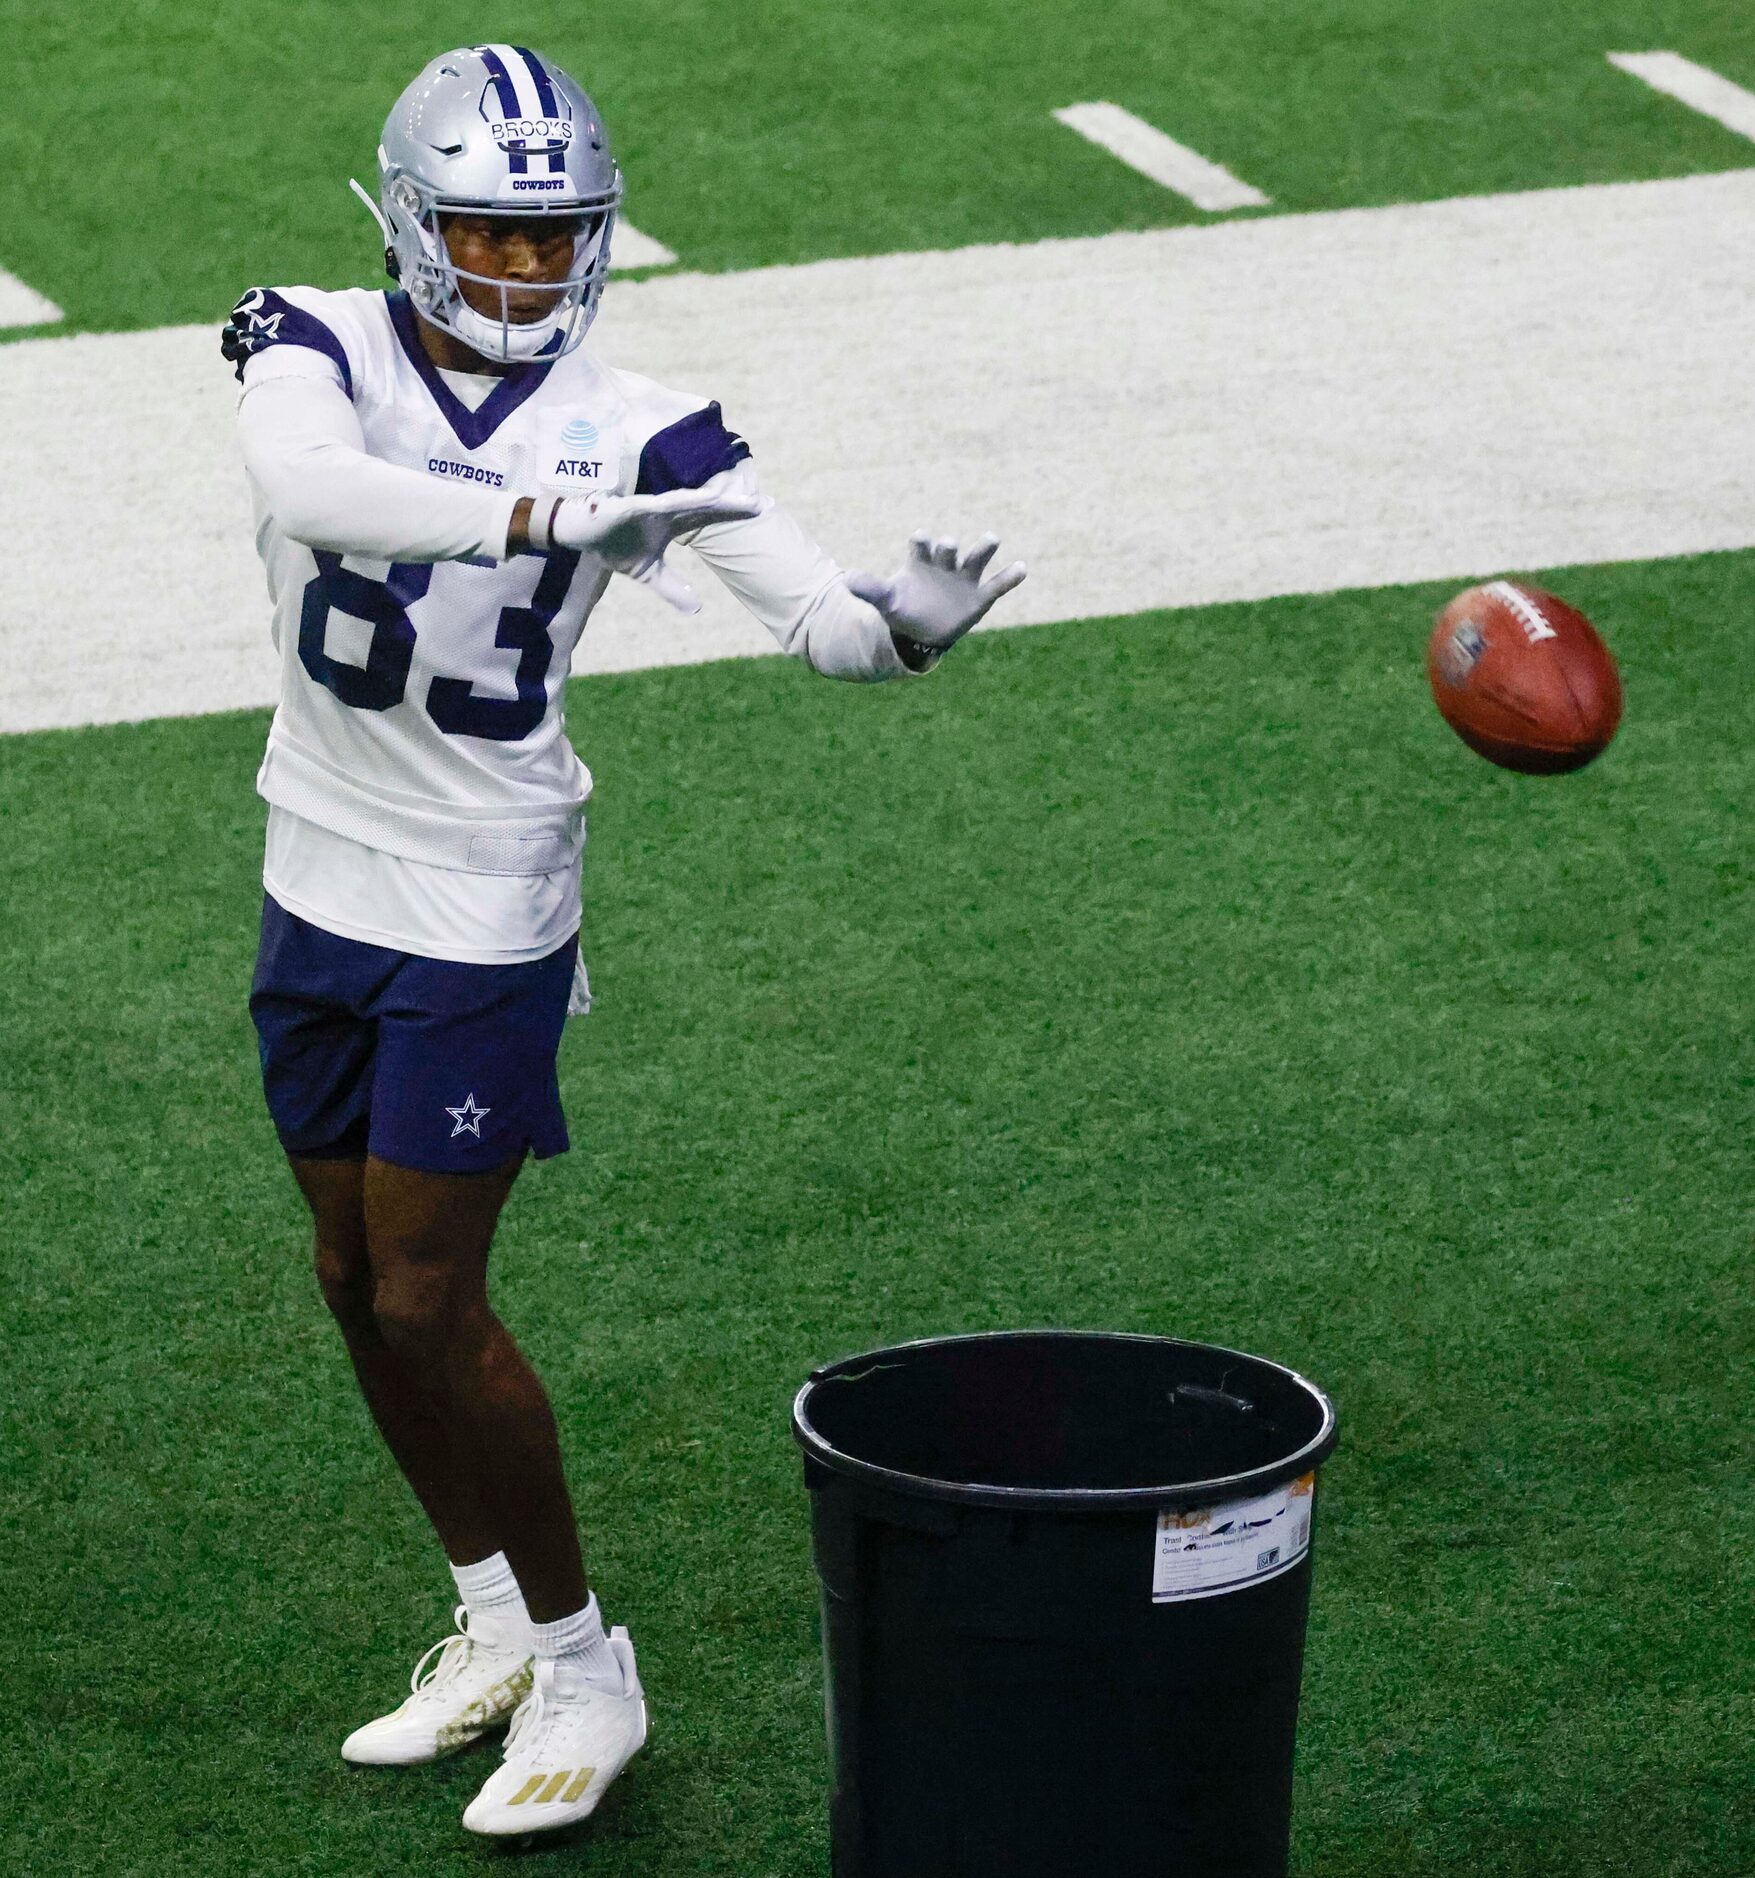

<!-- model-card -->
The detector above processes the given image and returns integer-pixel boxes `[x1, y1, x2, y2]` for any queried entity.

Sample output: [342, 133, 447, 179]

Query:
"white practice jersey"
[228, 283, 908, 963]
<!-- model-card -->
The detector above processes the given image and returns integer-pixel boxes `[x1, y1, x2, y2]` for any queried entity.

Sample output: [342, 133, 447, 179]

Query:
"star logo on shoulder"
[221, 287, 287, 379]
[446, 1093, 492, 1138]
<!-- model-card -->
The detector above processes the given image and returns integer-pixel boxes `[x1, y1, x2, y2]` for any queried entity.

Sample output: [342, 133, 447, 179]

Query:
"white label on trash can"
[1152, 1472, 1316, 1602]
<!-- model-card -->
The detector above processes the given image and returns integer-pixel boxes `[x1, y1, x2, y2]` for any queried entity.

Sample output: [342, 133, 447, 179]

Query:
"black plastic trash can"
[792, 1330, 1339, 1877]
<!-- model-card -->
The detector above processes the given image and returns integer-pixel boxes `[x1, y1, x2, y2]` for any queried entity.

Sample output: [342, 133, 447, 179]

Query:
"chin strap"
[454, 298, 571, 364]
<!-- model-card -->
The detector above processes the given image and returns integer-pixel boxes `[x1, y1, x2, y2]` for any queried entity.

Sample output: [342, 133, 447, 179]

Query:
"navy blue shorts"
[249, 895, 575, 1173]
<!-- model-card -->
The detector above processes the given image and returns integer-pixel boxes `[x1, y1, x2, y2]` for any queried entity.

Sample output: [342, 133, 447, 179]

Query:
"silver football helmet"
[354, 45, 622, 362]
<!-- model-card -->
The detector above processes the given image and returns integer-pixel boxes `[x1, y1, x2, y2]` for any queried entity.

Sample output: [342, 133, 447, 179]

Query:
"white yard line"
[1053, 103, 1270, 211]
[1608, 51, 1755, 144]
[6, 168, 1755, 733]
[609, 220, 678, 270]
[0, 267, 62, 328]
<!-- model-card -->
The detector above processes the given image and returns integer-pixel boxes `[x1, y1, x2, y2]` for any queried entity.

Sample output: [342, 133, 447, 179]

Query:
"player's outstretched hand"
[549, 468, 766, 614]
[846, 533, 1027, 652]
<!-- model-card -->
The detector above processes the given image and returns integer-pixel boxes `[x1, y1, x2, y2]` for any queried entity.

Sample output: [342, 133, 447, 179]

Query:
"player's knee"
[314, 1238, 375, 1338]
[372, 1273, 468, 1365]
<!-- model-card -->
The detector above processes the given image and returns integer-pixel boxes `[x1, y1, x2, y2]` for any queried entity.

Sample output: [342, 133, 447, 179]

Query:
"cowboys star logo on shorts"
[446, 1093, 492, 1137]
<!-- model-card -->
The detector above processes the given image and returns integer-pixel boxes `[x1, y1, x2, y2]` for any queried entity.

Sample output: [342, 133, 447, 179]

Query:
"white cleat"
[461, 1628, 648, 1837]
[341, 1606, 533, 1766]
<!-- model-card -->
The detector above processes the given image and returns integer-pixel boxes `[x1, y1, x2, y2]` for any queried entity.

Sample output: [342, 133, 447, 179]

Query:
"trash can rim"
[791, 1328, 1338, 1512]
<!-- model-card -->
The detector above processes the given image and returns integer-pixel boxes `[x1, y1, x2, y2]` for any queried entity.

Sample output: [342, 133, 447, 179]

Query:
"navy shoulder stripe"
[220, 288, 354, 398]
[635, 402, 751, 496]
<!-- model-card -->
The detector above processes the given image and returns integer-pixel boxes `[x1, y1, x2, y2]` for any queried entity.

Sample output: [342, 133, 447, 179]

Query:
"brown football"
[1427, 582, 1623, 774]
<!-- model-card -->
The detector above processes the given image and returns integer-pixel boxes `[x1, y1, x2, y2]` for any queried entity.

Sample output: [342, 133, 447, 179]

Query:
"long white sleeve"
[237, 369, 521, 565]
[683, 472, 910, 682]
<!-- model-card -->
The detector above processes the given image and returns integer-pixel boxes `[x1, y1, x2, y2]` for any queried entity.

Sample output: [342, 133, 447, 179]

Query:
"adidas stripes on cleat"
[462, 1628, 647, 1836]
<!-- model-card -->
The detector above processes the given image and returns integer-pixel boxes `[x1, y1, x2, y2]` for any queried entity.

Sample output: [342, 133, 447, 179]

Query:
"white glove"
[541, 468, 766, 614]
[845, 532, 1027, 656]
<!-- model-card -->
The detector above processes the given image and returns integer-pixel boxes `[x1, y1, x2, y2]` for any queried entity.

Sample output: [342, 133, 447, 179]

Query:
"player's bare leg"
[360, 1152, 587, 1622]
[290, 1150, 548, 1766]
[349, 1151, 645, 1834]
[292, 1153, 499, 1565]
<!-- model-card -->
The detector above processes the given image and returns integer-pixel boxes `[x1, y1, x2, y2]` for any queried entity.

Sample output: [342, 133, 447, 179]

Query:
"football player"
[223, 43, 1023, 1841]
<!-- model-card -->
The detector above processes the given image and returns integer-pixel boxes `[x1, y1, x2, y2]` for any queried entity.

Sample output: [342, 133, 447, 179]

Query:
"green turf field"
[5, 556, 1752, 1874]
[6, 0, 1755, 1872]
[6, 0, 1755, 337]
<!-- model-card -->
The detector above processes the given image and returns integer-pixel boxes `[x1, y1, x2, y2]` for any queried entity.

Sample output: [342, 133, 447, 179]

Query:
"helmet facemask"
[374, 166, 621, 364]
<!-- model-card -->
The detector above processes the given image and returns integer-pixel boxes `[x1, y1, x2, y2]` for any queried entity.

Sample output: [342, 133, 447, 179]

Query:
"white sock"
[450, 1551, 532, 1647]
[530, 1592, 624, 1694]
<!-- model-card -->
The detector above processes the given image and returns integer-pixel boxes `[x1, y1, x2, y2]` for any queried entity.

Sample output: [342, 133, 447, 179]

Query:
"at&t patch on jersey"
[541, 412, 619, 488]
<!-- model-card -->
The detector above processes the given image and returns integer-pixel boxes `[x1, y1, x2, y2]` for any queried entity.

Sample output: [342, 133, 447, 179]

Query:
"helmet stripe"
[511, 46, 561, 119]
[474, 44, 525, 119]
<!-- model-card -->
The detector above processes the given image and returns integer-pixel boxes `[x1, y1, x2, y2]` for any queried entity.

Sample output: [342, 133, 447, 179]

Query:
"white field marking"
[1053, 103, 1270, 211]
[8, 168, 1755, 732]
[1609, 51, 1755, 144]
[609, 220, 678, 270]
[0, 266, 62, 328]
